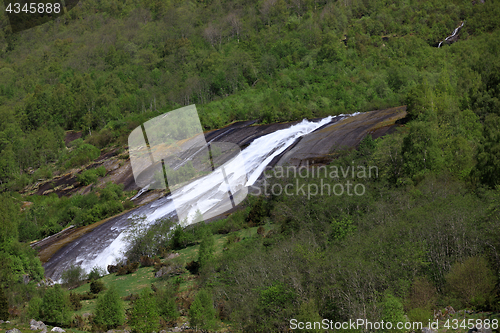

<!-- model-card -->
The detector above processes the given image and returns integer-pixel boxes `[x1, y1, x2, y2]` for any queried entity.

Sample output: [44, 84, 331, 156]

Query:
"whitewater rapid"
[73, 115, 347, 274]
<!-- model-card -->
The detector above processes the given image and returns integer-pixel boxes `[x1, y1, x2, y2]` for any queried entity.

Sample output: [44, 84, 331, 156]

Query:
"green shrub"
[381, 292, 407, 333]
[95, 166, 106, 177]
[77, 169, 98, 185]
[87, 266, 105, 281]
[69, 292, 82, 311]
[90, 280, 106, 294]
[93, 286, 125, 330]
[40, 285, 72, 326]
[62, 143, 100, 169]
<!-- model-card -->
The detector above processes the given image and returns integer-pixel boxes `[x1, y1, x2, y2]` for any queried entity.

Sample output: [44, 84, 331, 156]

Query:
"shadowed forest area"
[0, 0, 500, 331]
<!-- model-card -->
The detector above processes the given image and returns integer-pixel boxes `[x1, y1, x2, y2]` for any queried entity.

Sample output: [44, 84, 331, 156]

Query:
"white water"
[438, 21, 465, 48]
[78, 115, 348, 273]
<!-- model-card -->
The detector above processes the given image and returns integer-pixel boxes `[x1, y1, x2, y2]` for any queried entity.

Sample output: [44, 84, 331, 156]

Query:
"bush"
[69, 292, 82, 311]
[87, 266, 105, 281]
[139, 256, 157, 267]
[445, 256, 496, 309]
[40, 285, 72, 326]
[171, 224, 195, 250]
[90, 280, 105, 294]
[77, 169, 98, 185]
[61, 265, 86, 289]
[93, 286, 125, 330]
[62, 143, 100, 169]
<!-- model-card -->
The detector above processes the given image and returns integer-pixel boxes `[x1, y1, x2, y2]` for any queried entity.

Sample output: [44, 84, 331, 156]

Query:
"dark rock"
[277, 106, 407, 167]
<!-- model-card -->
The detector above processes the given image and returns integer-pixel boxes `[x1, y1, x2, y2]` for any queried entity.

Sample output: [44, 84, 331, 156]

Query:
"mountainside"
[0, 0, 499, 331]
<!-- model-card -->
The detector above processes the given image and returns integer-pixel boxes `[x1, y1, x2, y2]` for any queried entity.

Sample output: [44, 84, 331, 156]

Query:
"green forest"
[0, 0, 500, 331]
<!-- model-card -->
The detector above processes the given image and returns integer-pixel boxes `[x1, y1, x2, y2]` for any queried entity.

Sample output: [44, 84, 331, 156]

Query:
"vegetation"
[39, 285, 72, 326]
[92, 286, 125, 330]
[129, 289, 160, 333]
[0, 0, 499, 330]
[0, 288, 8, 321]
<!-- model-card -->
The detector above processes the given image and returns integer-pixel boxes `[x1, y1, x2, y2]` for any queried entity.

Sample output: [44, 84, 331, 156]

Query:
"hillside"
[0, 0, 499, 332]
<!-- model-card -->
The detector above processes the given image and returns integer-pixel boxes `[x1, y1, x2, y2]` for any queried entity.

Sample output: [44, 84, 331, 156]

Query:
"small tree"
[93, 286, 125, 330]
[189, 289, 216, 331]
[296, 299, 322, 333]
[381, 292, 407, 333]
[61, 265, 86, 289]
[155, 286, 179, 322]
[0, 287, 8, 321]
[40, 285, 71, 326]
[129, 289, 160, 333]
[198, 229, 215, 269]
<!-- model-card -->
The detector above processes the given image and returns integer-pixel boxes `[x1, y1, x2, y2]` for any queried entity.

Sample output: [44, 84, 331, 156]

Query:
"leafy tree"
[93, 286, 125, 330]
[40, 285, 72, 326]
[129, 289, 160, 333]
[0, 194, 19, 249]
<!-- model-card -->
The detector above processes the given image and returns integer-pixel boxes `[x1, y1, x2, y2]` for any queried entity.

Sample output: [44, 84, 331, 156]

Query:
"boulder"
[51, 327, 65, 332]
[165, 253, 180, 260]
[155, 264, 184, 278]
[30, 319, 47, 331]
[6, 329, 22, 333]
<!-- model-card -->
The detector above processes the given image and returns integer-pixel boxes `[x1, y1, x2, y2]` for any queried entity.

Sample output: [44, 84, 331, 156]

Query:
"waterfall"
[438, 21, 465, 48]
[45, 114, 352, 279]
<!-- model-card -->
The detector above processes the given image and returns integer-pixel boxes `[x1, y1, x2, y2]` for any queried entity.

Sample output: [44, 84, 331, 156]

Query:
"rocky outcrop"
[277, 106, 406, 167]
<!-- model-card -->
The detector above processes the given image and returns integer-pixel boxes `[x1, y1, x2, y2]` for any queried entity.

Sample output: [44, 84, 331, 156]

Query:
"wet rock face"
[277, 106, 407, 167]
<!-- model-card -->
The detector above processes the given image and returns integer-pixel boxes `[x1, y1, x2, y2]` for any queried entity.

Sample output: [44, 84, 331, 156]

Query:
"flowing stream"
[44, 115, 349, 280]
[438, 21, 465, 48]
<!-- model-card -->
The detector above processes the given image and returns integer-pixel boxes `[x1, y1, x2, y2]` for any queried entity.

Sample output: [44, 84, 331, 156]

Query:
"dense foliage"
[93, 285, 125, 330]
[0, 0, 499, 330]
